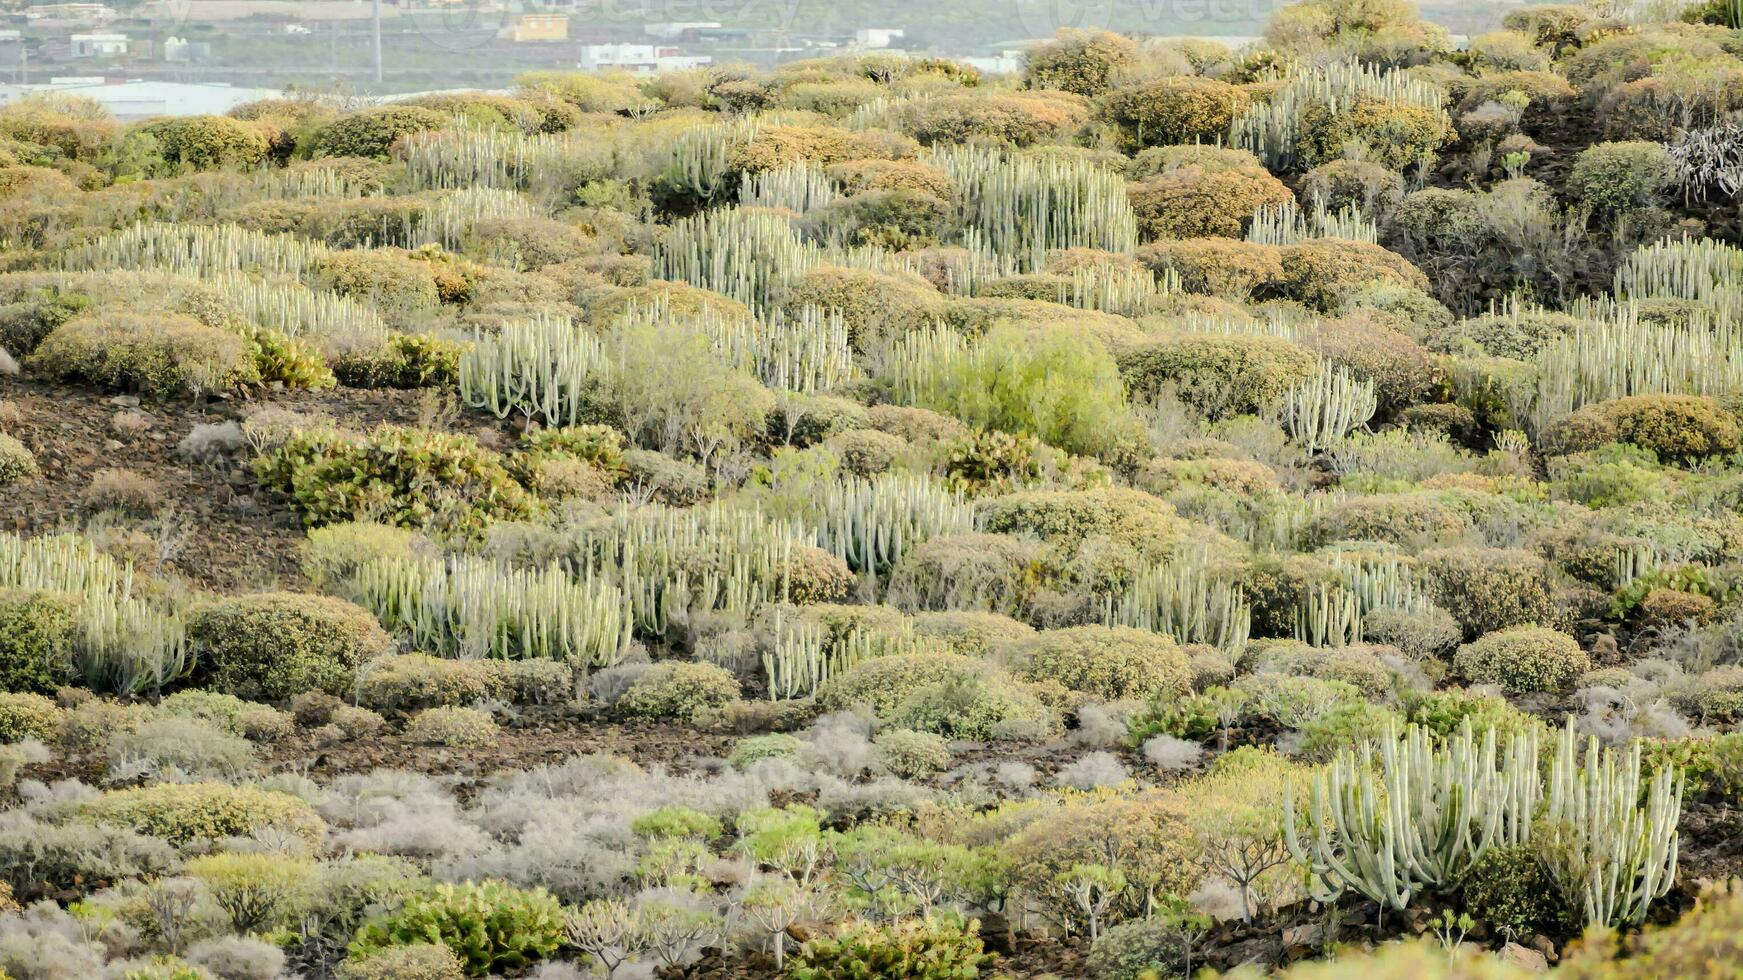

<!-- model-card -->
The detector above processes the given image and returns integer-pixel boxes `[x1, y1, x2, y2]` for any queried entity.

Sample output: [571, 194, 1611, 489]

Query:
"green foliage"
[189, 591, 389, 701]
[312, 106, 448, 159]
[82, 782, 325, 847]
[1003, 625, 1190, 701]
[1118, 334, 1319, 419]
[617, 662, 741, 722]
[0, 589, 78, 693]
[349, 881, 565, 977]
[29, 310, 259, 397]
[404, 706, 499, 747]
[1462, 843, 1577, 940]
[789, 914, 995, 979]
[0, 433, 38, 487]
[1568, 141, 1676, 216]
[1454, 626, 1590, 692]
[0, 691, 61, 742]
[874, 728, 953, 778]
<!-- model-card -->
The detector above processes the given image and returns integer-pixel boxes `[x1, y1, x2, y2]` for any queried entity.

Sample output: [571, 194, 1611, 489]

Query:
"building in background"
[578, 43, 710, 74]
[853, 28, 903, 50]
[0, 78, 282, 118]
[503, 13, 567, 42]
[68, 33, 128, 58]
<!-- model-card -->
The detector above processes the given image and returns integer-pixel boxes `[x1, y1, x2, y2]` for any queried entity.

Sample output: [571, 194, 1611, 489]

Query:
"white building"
[578, 43, 711, 74]
[854, 28, 904, 50]
[0, 79, 283, 119]
[962, 51, 1023, 75]
[644, 21, 720, 40]
[69, 33, 128, 57]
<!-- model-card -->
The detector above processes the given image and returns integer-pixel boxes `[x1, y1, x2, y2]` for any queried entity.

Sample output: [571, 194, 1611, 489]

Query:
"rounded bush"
[779, 266, 942, 352]
[873, 728, 952, 778]
[1306, 492, 1474, 548]
[1454, 626, 1590, 692]
[816, 651, 982, 716]
[0, 589, 77, 694]
[29, 311, 259, 398]
[0, 433, 37, 487]
[1568, 141, 1674, 216]
[911, 610, 1037, 658]
[311, 106, 448, 159]
[790, 915, 993, 978]
[1546, 394, 1741, 463]
[339, 943, 466, 980]
[0, 691, 61, 742]
[404, 706, 498, 748]
[888, 532, 1054, 620]
[979, 487, 1188, 563]
[1099, 76, 1250, 151]
[1296, 96, 1453, 171]
[1021, 29, 1139, 96]
[895, 92, 1089, 147]
[1118, 334, 1319, 419]
[311, 250, 441, 313]
[728, 732, 804, 769]
[1137, 238, 1282, 299]
[1275, 239, 1429, 312]
[1462, 843, 1579, 941]
[1128, 163, 1293, 240]
[821, 429, 906, 478]
[888, 669, 1057, 740]
[1418, 547, 1556, 639]
[139, 115, 271, 171]
[1300, 158, 1405, 215]
[348, 880, 565, 977]
[190, 592, 391, 702]
[616, 662, 741, 722]
[1430, 310, 1583, 360]
[82, 782, 326, 847]
[1085, 916, 1193, 980]
[1003, 625, 1190, 701]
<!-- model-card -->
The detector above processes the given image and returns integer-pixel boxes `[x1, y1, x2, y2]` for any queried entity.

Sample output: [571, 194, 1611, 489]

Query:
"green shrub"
[873, 729, 952, 778]
[817, 651, 983, 716]
[82, 782, 325, 847]
[1307, 492, 1474, 548]
[1362, 604, 1463, 660]
[1003, 625, 1190, 701]
[311, 250, 440, 313]
[1128, 162, 1293, 240]
[404, 706, 498, 747]
[789, 914, 994, 979]
[311, 106, 448, 159]
[1276, 239, 1430, 312]
[1546, 394, 1741, 463]
[29, 311, 258, 397]
[1453, 626, 1590, 692]
[0, 433, 38, 487]
[332, 333, 463, 389]
[301, 521, 430, 594]
[1567, 141, 1675, 216]
[0, 691, 61, 742]
[139, 115, 271, 171]
[616, 662, 740, 722]
[349, 881, 565, 977]
[339, 943, 466, 980]
[910, 611, 1036, 658]
[1295, 96, 1453, 171]
[1405, 688, 1546, 744]
[728, 732, 805, 768]
[1118, 334, 1319, 419]
[1462, 843, 1578, 941]
[1418, 547, 1557, 639]
[1137, 238, 1282, 299]
[1295, 700, 1405, 763]
[257, 424, 538, 536]
[190, 592, 390, 701]
[0, 589, 77, 693]
[888, 670, 1057, 740]
[1099, 76, 1250, 151]
[1021, 29, 1139, 97]
[1084, 914, 1195, 980]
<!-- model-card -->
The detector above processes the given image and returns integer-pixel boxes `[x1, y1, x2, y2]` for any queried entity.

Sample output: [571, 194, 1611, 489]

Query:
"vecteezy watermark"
[1015, 0, 1284, 37]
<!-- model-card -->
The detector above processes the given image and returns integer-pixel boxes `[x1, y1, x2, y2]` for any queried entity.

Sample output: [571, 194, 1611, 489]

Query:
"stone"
[1499, 942, 1548, 972]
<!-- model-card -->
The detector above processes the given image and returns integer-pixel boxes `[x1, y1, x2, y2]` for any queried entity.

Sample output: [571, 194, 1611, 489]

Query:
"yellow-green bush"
[405, 705, 498, 748]
[190, 591, 390, 701]
[0, 691, 61, 742]
[310, 106, 448, 159]
[1138, 238, 1282, 299]
[82, 782, 326, 847]
[826, 157, 955, 197]
[1567, 140, 1675, 216]
[1418, 546, 1557, 639]
[617, 662, 740, 722]
[0, 590, 76, 694]
[29, 310, 258, 397]
[1003, 625, 1190, 701]
[1022, 29, 1140, 97]
[1099, 76, 1251, 151]
[1128, 163, 1293, 240]
[1117, 334, 1319, 418]
[1453, 625, 1589, 692]
[311, 250, 441, 314]
[780, 265, 942, 351]
[139, 115, 271, 172]
[1306, 491, 1475, 547]
[1275, 238, 1429, 311]
[1545, 394, 1741, 462]
[896, 92, 1091, 147]
[1295, 96, 1452, 171]
[0, 433, 38, 487]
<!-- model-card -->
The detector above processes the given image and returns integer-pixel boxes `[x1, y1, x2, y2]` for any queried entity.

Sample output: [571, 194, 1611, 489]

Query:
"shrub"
[311, 106, 448, 159]
[140, 115, 271, 171]
[889, 534, 1054, 620]
[405, 706, 498, 748]
[910, 611, 1036, 658]
[107, 715, 254, 779]
[1568, 141, 1674, 216]
[1084, 915, 1195, 980]
[0, 691, 60, 742]
[1453, 626, 1590, 692]
[895, 92, 1089, 148]
[82, 782, 326, 847]
[1099, 76, 1251, 151]
[1118, 334, 1319, 419]
[29, 311, 258, 397]
[1127, 163, 1293, 240]
[1363, 604, 1463, 660]
[816, 651, 983, 717]
[1003, 625, 1190, 701]
[332, 333, 463, 390]
[301, 521, 430, 594]
[311, 250, 440, 312]
[190, 592, 387, 702]
[1462, 843, 1577, 940]
[0, 432, 38, 486]
[1430, 310, 1582, 360]
[1004, 790, 1200, 927]
[1022, 29, 1139, 97]
[339, 943, 467, 980]
[1418, 547, 1557, 639]
[822, 429, 906, 477]
[873, 729, 952, 778]
[257, 424, 537, 536]
[1307, 492, 1474, 547]
[789, 915, 994, 979]
[1295, 700, 1405, 763]
[1275, 239, 1429, 311]
[781, 266, 942, 352]
[616, 662, 740, 722]
[888, 669, 1057, 740]
[1546, 394, 1741, 462]
[1137, 238, 1282, 299]
[0, 589, 77, 693]
[1296, 96, 1453, 171]
[349, 881, 565, 977]
[729, 732, 805, 768]
[1301, 158, 1405, 215]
